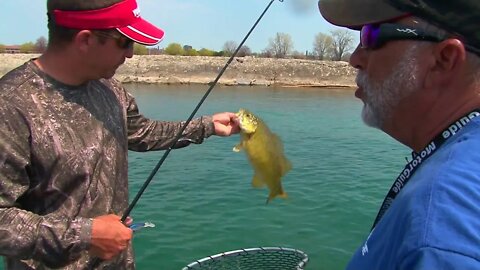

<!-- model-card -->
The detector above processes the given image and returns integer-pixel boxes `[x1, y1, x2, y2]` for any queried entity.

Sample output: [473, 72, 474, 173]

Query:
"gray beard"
[356, 45, 422, 129]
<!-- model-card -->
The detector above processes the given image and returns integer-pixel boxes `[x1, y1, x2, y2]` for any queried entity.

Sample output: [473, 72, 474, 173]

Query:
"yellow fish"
[233, 108, 292, 203]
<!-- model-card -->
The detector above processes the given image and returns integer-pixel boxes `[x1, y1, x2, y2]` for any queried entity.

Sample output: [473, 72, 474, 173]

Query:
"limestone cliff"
[0, 54, 356, 88]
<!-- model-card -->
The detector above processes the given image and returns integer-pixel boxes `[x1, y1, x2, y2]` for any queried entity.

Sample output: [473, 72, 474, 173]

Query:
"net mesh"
[182, 247, 308, 270]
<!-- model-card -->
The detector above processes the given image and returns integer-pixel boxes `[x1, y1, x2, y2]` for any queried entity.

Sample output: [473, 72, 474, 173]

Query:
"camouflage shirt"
[0, 60, 215, 269]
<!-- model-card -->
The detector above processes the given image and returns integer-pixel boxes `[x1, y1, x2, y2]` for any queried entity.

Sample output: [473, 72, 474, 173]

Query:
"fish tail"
[266, 190, 288, 204]
[277, 184, 287, 197]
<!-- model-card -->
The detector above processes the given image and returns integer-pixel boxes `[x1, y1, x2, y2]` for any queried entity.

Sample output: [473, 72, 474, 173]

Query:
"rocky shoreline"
[0, 54, 357, 88]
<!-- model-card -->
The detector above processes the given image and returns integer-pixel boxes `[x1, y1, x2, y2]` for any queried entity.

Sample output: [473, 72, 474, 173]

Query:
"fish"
[233, 108, 292, 203]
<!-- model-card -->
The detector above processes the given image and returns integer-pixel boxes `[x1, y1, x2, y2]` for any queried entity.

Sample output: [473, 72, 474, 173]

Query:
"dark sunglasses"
[360, 23, 445, 50]
[93, 31, 134, 49]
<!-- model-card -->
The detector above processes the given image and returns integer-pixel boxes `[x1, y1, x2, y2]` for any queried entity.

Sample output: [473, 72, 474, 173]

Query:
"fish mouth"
[236, 109, 245, 117]
[235, 110, 245, 129]
[238, 123, 246, 132]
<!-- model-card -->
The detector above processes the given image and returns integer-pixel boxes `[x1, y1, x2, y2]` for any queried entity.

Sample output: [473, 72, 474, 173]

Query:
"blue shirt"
[346, 118, 480, 270]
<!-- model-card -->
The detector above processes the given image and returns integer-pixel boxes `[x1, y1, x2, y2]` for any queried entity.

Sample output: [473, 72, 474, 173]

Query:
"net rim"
[182, 246, 309, 270]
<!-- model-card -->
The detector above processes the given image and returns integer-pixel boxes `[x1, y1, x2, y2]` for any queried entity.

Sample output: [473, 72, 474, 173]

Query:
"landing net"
[182, 247, 308, 270]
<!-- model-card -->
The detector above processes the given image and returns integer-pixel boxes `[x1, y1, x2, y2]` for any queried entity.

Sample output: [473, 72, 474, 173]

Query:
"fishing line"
[121, 0, 283, 222]
[89, 2, 283, 267]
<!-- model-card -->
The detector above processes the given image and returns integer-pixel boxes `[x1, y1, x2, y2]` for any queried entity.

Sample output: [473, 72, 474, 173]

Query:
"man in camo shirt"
[0, 0, 240, 269]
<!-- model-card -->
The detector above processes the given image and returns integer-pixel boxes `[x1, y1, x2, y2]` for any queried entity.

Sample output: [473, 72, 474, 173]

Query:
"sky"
[0, 0, 358, 54]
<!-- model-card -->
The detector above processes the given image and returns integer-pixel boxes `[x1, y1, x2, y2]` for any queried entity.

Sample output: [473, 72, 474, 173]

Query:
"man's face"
[355, 44, 423, 129]
[87, 30, 134, 80]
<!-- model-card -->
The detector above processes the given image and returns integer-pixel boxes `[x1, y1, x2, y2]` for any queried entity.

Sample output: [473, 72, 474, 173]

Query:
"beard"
[356, 45, 423, 129]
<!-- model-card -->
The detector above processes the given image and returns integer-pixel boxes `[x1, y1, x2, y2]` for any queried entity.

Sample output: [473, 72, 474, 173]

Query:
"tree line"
[1, 30, 355, 61]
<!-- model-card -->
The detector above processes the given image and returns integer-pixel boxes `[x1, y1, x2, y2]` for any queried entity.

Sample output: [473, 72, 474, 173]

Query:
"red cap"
[52, 0, 164, 45]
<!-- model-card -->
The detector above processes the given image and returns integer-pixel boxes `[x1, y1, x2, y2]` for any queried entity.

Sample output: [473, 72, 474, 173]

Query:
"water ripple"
[126, 85, 407, 270]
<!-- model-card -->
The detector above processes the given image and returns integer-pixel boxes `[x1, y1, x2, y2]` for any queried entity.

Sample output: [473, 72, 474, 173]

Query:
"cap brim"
[117, 18, 164, 46]
[318, 0, 407, 29]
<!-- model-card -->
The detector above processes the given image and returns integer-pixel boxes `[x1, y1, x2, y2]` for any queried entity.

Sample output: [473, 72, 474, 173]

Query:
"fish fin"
[266, 191, 288, 204]
[251, 174, 265, 188]
[233, 143, 243, 152]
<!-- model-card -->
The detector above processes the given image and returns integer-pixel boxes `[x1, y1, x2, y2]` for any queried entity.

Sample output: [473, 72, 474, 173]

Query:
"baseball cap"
[51, 0, 164, 46]
[317, 0, 408, 30]
[317, 0, 480, 54]
[387, 0, 480, 54]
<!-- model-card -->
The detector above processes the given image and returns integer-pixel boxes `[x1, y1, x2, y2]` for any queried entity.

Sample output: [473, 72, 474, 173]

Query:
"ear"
[73, 30, 95, 54]
[424, 39, 467, 89]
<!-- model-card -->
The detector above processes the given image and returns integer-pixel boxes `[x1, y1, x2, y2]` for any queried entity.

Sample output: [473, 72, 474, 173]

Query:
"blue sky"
[0, 0, 357, 53]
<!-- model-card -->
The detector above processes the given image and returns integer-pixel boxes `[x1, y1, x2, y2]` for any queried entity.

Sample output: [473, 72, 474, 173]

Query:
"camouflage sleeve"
[0, 101, 92, 268]
[124, 90, 216, 151]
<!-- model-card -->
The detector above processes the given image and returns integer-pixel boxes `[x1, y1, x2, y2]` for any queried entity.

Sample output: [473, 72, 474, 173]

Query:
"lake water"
[125, 84, 409, 270]
[1, 84, 410, 270]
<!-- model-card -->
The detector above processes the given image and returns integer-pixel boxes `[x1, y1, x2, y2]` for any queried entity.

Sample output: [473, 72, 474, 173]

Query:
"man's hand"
[212, 112, 240, 136]
[89, 214, 133, 260]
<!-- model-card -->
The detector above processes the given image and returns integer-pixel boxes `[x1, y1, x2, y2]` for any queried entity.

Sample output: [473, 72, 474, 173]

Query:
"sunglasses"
[360, 23, 445, 50]
[93, 30, 134, 49]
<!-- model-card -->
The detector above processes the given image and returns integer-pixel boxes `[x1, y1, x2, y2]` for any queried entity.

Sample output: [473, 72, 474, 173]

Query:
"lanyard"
[371, 110, 480, 230]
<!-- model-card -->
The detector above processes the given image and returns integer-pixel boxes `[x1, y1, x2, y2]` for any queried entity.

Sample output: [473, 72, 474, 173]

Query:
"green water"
[126, 84, 409, 269]
[1, 84, 410, 269]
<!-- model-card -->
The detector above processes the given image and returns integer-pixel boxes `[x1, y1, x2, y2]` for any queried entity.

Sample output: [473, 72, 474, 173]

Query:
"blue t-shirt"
[346, 118, 480, 270]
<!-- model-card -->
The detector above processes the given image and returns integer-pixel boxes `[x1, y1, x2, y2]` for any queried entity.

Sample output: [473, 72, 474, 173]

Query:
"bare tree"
[35, 36, 47, 53]
[223, 40, 238, 56]
[330, 29, 354, 61]
[313, 33, 333, 60]
[260, 48, 273, 58]
[237, 45, 251, 57]
[291, 50, 306, 59]
[266, 32, 294, 58]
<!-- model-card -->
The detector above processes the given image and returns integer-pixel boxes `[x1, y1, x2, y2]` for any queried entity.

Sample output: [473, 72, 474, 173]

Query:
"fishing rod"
[121, 0, 283, 222]
[89, 1, 283, 267]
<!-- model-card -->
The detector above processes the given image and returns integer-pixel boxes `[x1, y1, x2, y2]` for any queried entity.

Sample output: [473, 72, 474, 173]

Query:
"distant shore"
[0, 54, 357, 88]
